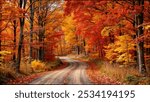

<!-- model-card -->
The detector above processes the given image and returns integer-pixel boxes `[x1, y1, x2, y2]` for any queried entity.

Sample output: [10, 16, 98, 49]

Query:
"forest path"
[30, 56, 92, 85]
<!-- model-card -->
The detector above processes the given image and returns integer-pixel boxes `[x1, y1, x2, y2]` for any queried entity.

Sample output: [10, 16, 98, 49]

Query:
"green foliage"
[125, 75, 139, 85]
[125, 75, 150, 85]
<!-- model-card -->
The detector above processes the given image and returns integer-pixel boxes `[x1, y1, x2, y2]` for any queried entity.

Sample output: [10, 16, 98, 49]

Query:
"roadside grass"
[20, 58, 63, 74]
[77, 54, 150, 85]
[0, 64, 19, 84]
[93, 60, 150, 85]
[100, 62, 138, 83]
[87, 61, 121, 84]
[0, 58, 65, 84]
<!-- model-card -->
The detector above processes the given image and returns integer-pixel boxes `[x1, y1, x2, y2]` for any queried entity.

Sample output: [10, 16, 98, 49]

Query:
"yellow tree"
[105, 34, 135, 65]
[61, 13, 77, 54]
[115, 35, 135, 64]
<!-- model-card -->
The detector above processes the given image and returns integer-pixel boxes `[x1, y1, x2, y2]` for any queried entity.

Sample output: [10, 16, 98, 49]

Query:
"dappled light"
[0, 0, 150, 85]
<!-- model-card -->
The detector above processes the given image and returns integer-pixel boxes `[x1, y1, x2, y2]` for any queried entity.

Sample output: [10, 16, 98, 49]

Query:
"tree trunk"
[37, 0, 45, 61]
[0, 34, 1, 52]
[0, 2, 2, 53]
[38, 27, 44, 60]
[83, 39, 87, 55]
[0, 32, 1, 52]
[13, 20, 17, 62]
[16, 0, 27, 72]
[29, 0, 35, 63]
[135, 0, 147, 75]
[77, 45, 80, 55]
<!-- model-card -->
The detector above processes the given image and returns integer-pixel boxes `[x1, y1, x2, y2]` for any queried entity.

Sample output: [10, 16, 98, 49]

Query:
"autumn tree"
[62, 13, 82, 55]
[134, 0, 146, 74]
[111, 0, 148, 74]
[33, 0, 60, 60]
[64, 0, 150, 74]
[29, 0, 36, 63]
[0, 0, 2, 52]
[0, 0, 10, 52]
[10, 0, 19, 63]
[0, 0, 16, 62]
[16, 0, 27, 71]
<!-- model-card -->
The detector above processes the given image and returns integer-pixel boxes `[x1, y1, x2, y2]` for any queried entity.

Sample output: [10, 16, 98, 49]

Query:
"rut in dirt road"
[30, 57, 92, 85]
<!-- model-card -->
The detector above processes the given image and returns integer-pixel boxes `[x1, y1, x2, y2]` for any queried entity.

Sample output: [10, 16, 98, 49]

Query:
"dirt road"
[30, 57, 92, 85]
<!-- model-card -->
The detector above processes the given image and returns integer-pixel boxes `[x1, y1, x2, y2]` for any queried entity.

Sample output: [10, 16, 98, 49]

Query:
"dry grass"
[100, 62, 139, 83]
[87, 62, 121, 84]
[97, 61, 150, 84]
[0, 64, 18, 84]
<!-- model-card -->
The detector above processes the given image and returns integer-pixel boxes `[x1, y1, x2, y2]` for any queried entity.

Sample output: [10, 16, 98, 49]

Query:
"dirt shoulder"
[86, 61, 122, 85]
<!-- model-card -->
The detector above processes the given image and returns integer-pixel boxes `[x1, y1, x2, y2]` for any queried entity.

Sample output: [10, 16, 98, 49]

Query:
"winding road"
[30, 57, 92, 85]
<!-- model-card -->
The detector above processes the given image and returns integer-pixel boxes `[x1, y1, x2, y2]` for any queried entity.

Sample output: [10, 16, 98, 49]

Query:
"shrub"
[31, 60, 46, 72]
[138, 77, 150, 85]
[46, 58, 63, 71]
[0, 67, 17, 84]
[125, 75, 150, 85]
[125, 75, 140, 85]
[55, 58, 63, 66]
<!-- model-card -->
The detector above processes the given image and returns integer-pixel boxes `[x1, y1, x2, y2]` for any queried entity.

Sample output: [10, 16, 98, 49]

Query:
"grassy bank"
[0, 58, 65, 84]
[88, 59, 150, 85]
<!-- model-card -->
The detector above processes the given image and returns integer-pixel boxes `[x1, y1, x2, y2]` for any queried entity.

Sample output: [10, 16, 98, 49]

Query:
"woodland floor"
[87, 62, 122, 85]
[7, 61, 68, 84]
[3, 55, 150, 85]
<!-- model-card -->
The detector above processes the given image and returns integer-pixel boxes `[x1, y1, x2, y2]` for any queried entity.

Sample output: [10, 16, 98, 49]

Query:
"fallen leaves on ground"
[7, 62, 68, 85]
[87, 62, 122, 85]
[7, 72, 48, 85]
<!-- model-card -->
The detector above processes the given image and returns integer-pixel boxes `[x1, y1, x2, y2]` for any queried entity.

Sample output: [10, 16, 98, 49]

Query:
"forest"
[0, 0, 150, 85]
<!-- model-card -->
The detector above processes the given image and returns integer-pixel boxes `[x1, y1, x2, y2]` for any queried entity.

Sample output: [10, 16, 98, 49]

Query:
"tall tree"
[135, 0, 147, 74]
[35, 0, 48, 60]
[29, 0, 35, 63]
[0, 0, 2, 52]
[16, 0, 27, 71]
[12, 20, 17, 62]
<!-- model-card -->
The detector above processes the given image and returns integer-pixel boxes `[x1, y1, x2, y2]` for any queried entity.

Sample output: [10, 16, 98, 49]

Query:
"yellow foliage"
[115, 35, 135, 53]
[0, 51, 11, 62]
[0, 50, 11, 55]
[62, 13, 77, 47]
[145, 25, 150, 30]
[92, 14, 100, 22]
[101, 27, 112, 36]
[105, 35, 135, 64]
[31, 60, 46, 72]
[105, 44, 118, 63]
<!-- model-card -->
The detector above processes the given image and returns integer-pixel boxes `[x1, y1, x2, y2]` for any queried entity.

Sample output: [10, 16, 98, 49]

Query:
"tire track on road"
[30, 57, 92, 85]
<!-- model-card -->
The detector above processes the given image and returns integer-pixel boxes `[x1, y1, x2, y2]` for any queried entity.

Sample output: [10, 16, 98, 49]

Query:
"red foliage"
[86, 62, 121, 85]
[7, 72, 48, 85]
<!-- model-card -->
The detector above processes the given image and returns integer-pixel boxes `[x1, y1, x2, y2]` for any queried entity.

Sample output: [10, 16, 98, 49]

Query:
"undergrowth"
[94, 60, 150, 85]
[0, 64, 18, 84]
[0, 58, 63, 84]
[81, 54, 150, 85]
